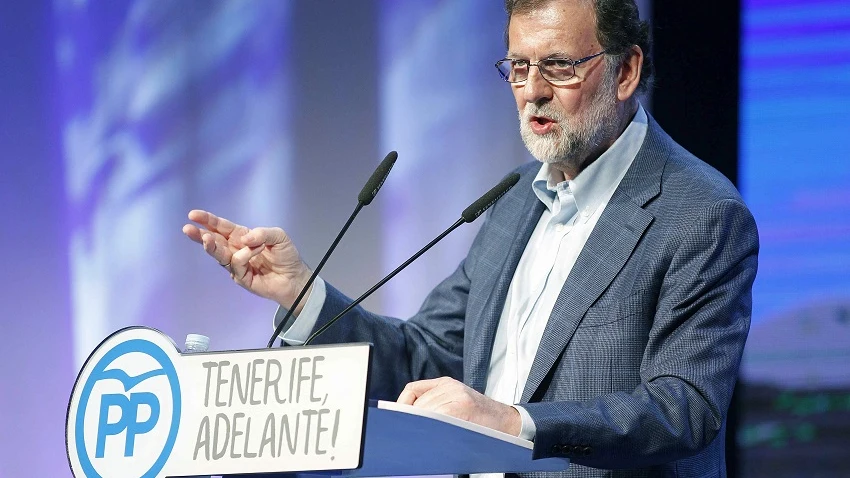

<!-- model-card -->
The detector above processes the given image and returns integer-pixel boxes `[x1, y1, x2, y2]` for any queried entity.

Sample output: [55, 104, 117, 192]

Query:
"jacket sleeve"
[302, 212, 497, 401]
[523, 198, 759, 469]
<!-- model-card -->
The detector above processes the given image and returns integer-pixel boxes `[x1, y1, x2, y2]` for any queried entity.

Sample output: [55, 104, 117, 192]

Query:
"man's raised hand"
[182, 209, 313, 314]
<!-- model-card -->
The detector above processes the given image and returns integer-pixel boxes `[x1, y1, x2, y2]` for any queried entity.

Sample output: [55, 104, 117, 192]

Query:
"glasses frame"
[495, 51, 607, 84]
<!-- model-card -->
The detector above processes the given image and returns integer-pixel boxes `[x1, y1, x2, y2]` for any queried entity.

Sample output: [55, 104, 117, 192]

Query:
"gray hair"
[504, 0, 654, 93]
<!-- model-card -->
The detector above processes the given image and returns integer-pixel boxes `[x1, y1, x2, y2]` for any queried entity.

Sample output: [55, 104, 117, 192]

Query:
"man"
[183, 0, 758, 476]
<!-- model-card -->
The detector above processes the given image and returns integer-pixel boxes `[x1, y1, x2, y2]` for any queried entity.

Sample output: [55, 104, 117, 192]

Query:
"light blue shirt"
[277, 105, 649, 441]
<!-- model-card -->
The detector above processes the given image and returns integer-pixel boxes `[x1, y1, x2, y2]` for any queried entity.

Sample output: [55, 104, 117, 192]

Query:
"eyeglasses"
[495, 51, 606, 85]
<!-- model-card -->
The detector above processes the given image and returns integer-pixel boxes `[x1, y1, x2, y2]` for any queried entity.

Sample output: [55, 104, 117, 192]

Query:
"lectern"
[66, 327, 569, 477]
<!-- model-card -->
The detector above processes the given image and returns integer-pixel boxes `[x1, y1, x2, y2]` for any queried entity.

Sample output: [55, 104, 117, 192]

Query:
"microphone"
[303, 172, 521, 346]
[266, 151, 399, 348]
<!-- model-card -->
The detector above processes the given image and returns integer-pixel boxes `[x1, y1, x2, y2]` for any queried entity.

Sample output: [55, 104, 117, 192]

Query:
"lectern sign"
[66, 327, 371, 478]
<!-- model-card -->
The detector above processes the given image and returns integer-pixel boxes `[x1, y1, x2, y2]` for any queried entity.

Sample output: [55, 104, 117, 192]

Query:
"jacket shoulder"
[650, 122, 745, 208]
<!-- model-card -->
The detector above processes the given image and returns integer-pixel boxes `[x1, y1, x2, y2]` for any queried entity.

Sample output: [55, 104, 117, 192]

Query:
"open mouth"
[529, 115, 556, 134]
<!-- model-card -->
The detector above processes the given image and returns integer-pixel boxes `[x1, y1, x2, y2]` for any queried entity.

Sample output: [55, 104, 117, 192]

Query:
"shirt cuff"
[512, 405, 537, 441]
[272, 277, 327, 345]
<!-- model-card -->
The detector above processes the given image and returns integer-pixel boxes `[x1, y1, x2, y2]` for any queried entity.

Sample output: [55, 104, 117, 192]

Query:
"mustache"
[521, 103, 567, 123]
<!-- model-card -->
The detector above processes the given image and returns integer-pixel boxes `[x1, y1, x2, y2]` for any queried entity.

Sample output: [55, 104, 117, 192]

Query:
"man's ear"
[617, 45, 643, 101]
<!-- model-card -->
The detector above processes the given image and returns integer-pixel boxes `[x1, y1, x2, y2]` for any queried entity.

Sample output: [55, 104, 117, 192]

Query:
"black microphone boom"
[303, 172, 520, 346]
[266, 151, 398, 348]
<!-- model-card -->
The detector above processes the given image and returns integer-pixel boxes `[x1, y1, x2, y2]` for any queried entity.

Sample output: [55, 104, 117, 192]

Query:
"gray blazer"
[308, 115, 759, 477]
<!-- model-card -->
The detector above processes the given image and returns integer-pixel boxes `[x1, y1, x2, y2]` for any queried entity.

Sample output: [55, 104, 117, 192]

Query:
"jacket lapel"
[465, 175, 545, 394]
[519, 118, 669, 403]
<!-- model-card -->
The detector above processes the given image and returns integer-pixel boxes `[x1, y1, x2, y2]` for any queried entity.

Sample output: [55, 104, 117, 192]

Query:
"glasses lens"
[497, 60, 528, 83]
[539, 59, 576, 82]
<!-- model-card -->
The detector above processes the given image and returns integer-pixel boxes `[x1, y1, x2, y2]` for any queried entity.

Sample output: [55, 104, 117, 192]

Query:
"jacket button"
[582, 446, 593, 456]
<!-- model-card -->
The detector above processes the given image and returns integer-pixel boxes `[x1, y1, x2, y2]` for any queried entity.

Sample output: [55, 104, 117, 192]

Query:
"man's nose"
[522, 67, 554, 105]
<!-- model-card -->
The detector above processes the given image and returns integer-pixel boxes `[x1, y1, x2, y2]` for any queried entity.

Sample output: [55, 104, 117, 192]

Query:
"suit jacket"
[307, 115, 759, 477]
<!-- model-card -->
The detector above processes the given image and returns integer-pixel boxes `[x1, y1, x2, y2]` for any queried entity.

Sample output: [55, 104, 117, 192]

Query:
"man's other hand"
[182, 209, 313, 314]
[397, 377, 521, 436]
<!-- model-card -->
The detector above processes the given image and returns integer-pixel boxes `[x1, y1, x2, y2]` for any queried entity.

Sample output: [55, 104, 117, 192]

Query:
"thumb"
[241, 227, 288, 247]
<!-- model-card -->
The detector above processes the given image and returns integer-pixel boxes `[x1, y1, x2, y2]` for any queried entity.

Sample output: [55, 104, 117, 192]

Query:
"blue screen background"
[739, 0, 850, 475]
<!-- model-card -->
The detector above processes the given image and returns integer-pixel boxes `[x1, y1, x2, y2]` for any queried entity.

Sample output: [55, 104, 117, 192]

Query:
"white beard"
[518, 67, 620, 170]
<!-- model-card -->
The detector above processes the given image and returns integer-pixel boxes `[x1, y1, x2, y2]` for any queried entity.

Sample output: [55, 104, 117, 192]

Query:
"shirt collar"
[532, 104, 648, 221]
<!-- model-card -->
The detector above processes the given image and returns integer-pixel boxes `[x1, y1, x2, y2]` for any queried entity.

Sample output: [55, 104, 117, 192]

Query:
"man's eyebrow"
[504, 51, 576, 59]
[543, 51, 575, 59]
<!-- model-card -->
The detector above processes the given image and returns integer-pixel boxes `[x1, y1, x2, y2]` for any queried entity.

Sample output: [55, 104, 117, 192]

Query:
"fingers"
[185, 209, 253, 267]
[201, 231, 233, 267]
[186, 212, 288, 251]
[241, 227, 288, 247]
[184, 220, 239, 271]
[229, 244, 265, 281]
[398, 377, 475, 423]
[397, 378, 519, 435]
[182, 224, 204, 244]
[188, 209, 247, 239]
[397, 377, 451, 406]
[185, 211, 305, 303]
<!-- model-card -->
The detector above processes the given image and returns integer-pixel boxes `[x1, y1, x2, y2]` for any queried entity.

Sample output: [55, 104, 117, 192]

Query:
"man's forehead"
[506, 0, 598, 55]
[508, 0, 596, 24]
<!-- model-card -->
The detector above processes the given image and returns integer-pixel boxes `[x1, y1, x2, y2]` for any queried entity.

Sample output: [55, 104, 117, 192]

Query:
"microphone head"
[461, 172, 520, 223]
[358, 151, 398, 205]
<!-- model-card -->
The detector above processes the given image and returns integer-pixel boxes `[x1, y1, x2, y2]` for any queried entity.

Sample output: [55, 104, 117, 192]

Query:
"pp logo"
[69, 335, 181, 478]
